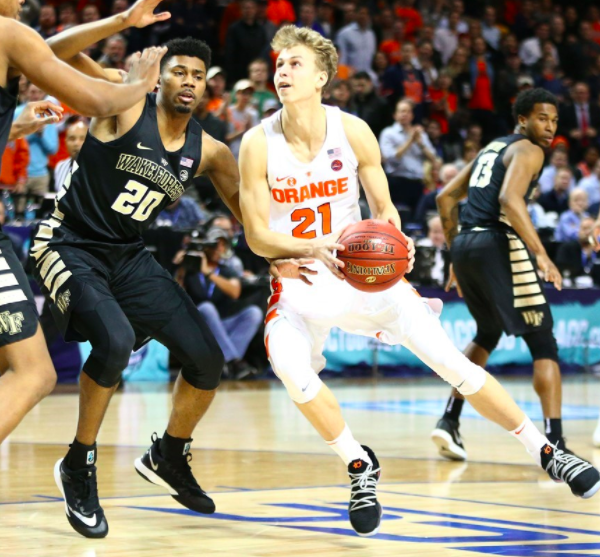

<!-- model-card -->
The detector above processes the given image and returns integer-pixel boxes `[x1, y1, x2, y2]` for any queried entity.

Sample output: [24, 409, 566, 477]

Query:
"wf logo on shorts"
[56, 290, 71, 314]
[522, 310, 544, 327]
[0, 311, 24, 335]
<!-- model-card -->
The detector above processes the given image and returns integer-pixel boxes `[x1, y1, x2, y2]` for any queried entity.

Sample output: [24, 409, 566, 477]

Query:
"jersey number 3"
[291, 203, 332, 239]
[112, 180, 165, 222]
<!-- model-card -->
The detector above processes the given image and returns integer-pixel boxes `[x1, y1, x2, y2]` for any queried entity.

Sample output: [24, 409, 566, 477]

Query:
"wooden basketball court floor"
[2, 376, 600, 556]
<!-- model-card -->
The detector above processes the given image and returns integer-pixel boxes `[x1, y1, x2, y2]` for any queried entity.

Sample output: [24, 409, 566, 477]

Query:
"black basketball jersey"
[55, 93, 202, 242]
[460, 134, 538, 233]
[0, 77, 20, 170]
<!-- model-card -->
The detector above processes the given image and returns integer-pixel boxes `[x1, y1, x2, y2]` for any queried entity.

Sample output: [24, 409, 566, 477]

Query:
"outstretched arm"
[3, 19, 164, 117]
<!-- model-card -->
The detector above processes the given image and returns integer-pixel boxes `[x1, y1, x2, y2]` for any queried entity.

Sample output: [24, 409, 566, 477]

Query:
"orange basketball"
[338, 219, 409, 293]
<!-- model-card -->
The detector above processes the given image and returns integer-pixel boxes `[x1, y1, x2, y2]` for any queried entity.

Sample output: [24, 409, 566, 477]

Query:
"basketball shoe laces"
[166, 452, 201, 491]
[545, 448, 593, 483]
[70, 467, 100, 513]
[348, 462, 380, 512]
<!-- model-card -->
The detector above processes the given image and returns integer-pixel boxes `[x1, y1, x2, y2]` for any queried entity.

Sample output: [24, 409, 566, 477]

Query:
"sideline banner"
[323, 299, 600, 372]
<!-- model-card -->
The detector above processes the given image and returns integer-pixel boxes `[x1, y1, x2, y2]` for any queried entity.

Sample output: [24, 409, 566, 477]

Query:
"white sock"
[327, 423, 371, 466]
[510, 417, 548, 466]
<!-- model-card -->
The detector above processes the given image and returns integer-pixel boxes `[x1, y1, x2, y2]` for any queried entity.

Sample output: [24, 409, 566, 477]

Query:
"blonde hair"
[271, 26, 338, 92]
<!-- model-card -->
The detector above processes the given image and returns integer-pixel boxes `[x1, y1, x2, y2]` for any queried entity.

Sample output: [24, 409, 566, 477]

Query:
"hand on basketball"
[124, 0, 171, 28]
[269, 258, 318, 286]
[536, 253, 562, 291]
[127, 47, 168, 92]
[385, 218, 415, 273]
[12, 101, 63, 138]
[445, 264, 463, 297]
[312, 235, 346, 280]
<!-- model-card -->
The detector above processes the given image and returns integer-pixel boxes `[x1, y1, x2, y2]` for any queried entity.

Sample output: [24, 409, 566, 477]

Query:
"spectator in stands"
[555, 187, 590, 241]
[415, 40, 438, 87]
[576, 146, 600, 180]
[535, 54, 568, 101]
[206, 66, 229, 120]
[36, 5, 57, 39]
[382, 42, 429, 121]
[336, 4, 377, 73]
[316, 1, 333, 38]
[14, 83, 58, 212]
[262, 98, 280, 117]
[528, 186, 551, 230]
[97, 34, 127, 70]
[329, 79, 355, 114]
[467, 36, 497, 142]
[184, 227, 263, 380]
[296, 2, 325, 36]
[414, 163, 459, 226]
[556, 216, 600, 287]
[371, 51, 389, 89]
[81, 4, 100, 24]
[54, 119, 87, 192]
[379, 98, 437, 213]
[559, 82, 600, 163]
[539, 167, 572, 215]
[575, 21, 600, 80]
[157, 195, 207, 230]
[226, 79, 259, 160]
[194, 90, 227, 143]
[0, 138, 28, 195]
[434, 10, 460, 65]
[247, 59, 277, 118]
[374, 7, 395, 45]
[482, 5, 501, 50]
[425, 119, 444, 160]
[395, 0, 422, 40]
[414, 215, 447, 286]
[428, 71, 457, 135]
[379, 20, 405, 65]
[255, 0, 277, 43]
[539, 148, 576, 193]
[438, 0, 468, 34]
[208, 213, 245, 276]
[513, 0, 537, 41]
[520, 22, 556, 68]
[579, 160, 600, 210]
[56, 1, 78, 32]
[266, 0, 295, 26]
[225, 0, 268, 86]
[452, 140, 478, 171]
[352, 71, 391, 139]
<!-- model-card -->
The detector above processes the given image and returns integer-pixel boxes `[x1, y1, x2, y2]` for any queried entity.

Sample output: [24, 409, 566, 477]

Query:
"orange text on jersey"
[272, 177, 349, 204]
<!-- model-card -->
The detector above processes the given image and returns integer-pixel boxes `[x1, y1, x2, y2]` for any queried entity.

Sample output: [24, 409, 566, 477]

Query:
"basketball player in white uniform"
[239, 26, 600, 536]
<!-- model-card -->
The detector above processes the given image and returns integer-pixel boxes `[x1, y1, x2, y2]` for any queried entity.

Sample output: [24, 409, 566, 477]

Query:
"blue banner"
[323, 298, 600, 372]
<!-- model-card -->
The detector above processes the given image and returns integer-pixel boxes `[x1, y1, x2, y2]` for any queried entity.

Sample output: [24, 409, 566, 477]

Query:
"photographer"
[412, 215, 449, 287]
[182, 227, 263, 380]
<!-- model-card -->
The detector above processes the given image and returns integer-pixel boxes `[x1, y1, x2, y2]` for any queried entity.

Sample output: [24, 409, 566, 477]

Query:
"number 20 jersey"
[55, 93, 201, 242]
[460, 133, 539, 233]
[263, 105, 361, 239]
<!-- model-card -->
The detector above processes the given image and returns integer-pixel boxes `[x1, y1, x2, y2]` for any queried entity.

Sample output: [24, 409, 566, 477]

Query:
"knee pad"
[181, 348, 224, 391]
[473, 328, 503, 354]
[522, 329, 559, 363]
[433, 347, 488, 396]
[267, 320, 323, 404]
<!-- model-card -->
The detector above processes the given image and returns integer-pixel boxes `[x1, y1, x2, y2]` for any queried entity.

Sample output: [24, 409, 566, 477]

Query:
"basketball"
[337, 219, 409, 293]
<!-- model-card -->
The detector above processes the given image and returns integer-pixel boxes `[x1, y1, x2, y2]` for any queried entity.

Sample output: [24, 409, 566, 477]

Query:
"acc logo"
[180, 169, 189, 181]
[331, 160, 343, 171]
[287, 177, 297, 186]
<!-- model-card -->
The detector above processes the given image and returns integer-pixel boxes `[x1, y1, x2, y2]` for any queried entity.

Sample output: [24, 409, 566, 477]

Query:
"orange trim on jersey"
[402, 277, 421, 297]
[265, 308, 279, 326]
[265, 333, 270, 359]
[267, 292, 281, 310]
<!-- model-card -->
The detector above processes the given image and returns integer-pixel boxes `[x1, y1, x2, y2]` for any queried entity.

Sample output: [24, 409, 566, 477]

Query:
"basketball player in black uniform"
[432, 89, 586, 470]
[0, 0, 165, 445]
[30, 30, 274, 536]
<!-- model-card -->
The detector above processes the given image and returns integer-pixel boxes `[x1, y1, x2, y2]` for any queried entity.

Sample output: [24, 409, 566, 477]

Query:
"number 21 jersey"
[263, 105, 361, 240]
[55, 93, 201, 242]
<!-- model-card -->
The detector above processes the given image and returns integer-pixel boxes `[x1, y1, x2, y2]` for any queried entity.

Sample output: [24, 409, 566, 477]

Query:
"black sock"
[443, 395, 464, 422]
[65, 439, 97, 470]
[159, 431, 192, 461]
[544, 418, 563, 444]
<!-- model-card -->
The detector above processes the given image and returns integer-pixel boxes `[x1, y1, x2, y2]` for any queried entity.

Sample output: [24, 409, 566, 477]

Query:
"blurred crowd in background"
[4, 0, 600, 375]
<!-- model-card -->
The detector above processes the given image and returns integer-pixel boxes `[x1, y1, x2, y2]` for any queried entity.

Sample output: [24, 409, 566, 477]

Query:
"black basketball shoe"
[347, 445, 382, 537]
[54, 458, 108, 538]
[134, 433, 215, 514]
[431, 417, 467, 461]
[540, 443, 600, 498]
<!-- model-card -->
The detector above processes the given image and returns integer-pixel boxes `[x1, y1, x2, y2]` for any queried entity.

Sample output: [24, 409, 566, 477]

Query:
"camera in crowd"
[182, 227, 230, 272]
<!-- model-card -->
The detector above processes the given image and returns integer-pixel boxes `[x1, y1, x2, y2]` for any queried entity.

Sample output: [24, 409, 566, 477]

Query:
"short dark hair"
[512, 88, 557, 120]
[160, 37, 212, 73]
[353, 71, 371, 81]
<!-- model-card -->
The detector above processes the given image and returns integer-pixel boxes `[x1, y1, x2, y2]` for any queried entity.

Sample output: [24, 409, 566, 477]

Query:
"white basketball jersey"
[262, 105, 361, 239]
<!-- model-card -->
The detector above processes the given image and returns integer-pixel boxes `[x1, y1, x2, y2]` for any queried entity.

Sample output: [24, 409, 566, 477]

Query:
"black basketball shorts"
[451, 229, 553, 337]
[0, 232, 39, 346]
[30, 220, 188, 350]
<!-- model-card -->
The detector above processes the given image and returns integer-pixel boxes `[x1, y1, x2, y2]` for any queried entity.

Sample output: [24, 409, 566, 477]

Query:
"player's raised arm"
[3, 20, 164, 117]
[239, 125, 346, 278]
[436, 160, 473, 248]
[499, 141, 561, 289]
[46, 0, 169, 81]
